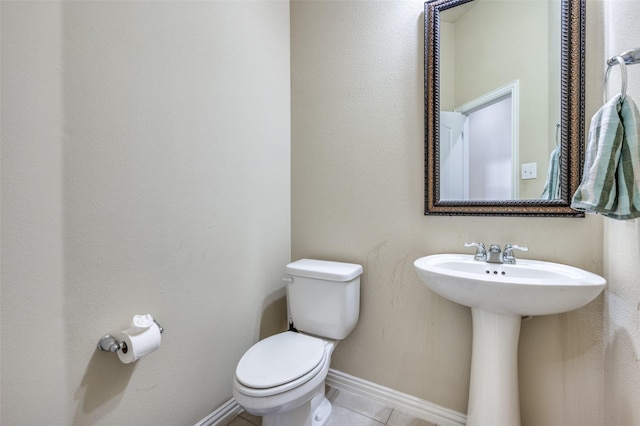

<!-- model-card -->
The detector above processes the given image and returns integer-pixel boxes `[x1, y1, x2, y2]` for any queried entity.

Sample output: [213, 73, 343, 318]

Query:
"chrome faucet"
[465, 242, 529, 264]
[502, 244, 529, 264]
[464, 242, 487, 261]
[486, 244, 503, 263]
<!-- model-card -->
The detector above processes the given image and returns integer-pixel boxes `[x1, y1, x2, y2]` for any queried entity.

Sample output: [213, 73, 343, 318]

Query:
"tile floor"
[227, 386, 438, 426]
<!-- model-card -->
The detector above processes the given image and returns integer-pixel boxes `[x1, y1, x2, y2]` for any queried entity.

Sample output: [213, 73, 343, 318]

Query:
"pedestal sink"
[414, 254, 606, 426]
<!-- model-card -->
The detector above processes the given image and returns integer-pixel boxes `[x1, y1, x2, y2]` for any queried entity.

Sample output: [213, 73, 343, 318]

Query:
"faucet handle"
[464, 242, 487, 261]
[502, 244, 529, 264]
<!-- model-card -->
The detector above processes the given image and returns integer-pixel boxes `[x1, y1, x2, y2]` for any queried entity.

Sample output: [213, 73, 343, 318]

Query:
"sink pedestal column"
[467, 308, 521, 426]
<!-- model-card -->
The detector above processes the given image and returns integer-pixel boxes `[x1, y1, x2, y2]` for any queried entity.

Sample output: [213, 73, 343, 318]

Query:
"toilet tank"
[285, 259, 363, 340]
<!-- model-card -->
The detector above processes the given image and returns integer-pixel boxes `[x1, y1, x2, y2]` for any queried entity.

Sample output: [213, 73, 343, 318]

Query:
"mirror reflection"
[438, 0, 561, 201]
[424, 0, 585, 216]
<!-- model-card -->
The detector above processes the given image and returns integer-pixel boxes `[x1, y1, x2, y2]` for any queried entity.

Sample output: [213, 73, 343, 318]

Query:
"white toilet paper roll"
[117, 322, 162, 364]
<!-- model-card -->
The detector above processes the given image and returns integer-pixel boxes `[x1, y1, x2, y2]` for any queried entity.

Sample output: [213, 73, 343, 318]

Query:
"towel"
[541, 146, 561, 199]
[571, 93, 640, 219]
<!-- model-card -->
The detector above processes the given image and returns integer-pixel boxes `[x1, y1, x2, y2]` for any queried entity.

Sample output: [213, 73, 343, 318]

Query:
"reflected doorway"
[439, 81, 519, 200]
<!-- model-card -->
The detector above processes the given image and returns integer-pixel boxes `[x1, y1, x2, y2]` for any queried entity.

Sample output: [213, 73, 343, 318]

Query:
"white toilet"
[233, 258, 363, 426]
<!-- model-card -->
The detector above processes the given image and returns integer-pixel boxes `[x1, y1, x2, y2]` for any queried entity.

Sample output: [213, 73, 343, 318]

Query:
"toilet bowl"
[232, 259, 363, 426]
[233, 331, 336, 426]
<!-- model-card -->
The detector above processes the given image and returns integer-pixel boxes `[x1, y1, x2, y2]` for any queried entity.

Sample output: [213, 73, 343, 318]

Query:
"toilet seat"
[235, 332, 328, 398]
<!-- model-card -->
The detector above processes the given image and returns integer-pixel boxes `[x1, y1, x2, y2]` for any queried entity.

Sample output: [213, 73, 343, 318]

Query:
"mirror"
[424, 0, 585, 216]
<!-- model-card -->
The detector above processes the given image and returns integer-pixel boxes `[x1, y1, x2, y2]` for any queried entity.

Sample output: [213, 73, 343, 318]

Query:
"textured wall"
[1, 1, 290, 424]
[291, 1, 605, 424]
[602, 1, 640, 424]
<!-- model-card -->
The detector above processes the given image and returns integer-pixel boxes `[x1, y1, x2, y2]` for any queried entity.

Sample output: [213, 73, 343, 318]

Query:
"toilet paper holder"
[97, 320, 164, 353]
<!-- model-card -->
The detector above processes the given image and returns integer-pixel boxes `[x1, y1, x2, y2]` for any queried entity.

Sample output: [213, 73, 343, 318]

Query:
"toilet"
[233, 258, 363, 426]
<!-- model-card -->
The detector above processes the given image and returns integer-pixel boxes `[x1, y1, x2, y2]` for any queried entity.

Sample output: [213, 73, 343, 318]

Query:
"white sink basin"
[414, 254, 606, 316]
[414, 253, 606, 425]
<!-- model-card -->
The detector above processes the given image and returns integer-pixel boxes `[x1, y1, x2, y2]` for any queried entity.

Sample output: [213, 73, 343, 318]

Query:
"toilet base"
[262, 382, 332, 426]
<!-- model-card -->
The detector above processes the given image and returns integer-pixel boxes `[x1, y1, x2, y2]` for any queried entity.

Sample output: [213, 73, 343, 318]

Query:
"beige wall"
[602, 1, 640, 425]
[292, 1, 606, 424]
[1, 1, 290, 425]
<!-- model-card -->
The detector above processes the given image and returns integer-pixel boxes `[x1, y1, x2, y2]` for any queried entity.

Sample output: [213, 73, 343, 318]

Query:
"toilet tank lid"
[286, 259, 363, 282]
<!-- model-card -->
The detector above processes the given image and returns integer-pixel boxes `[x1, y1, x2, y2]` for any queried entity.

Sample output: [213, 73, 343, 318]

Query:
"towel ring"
[603, 55, 627, 104]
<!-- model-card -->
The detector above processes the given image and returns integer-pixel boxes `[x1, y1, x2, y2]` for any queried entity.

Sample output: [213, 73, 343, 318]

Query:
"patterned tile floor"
[227, 386, 438, 426]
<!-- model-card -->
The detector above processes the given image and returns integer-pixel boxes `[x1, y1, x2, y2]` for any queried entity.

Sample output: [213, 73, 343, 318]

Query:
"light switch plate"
[521, 163, 537, 180]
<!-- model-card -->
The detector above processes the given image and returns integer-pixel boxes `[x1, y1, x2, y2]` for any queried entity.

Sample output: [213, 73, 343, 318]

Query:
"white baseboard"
[196, 369, 466, 426]
[194, 397, 243, 426]
[326, 369, 467, 426]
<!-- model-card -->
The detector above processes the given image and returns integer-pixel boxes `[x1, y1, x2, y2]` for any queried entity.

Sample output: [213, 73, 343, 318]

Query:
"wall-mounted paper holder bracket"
[97, 320, 164, 352]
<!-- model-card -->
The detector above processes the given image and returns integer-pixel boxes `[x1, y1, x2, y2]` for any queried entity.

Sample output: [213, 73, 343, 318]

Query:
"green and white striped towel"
[541, 146, 561, 199]
[571, 93, 640, 220]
